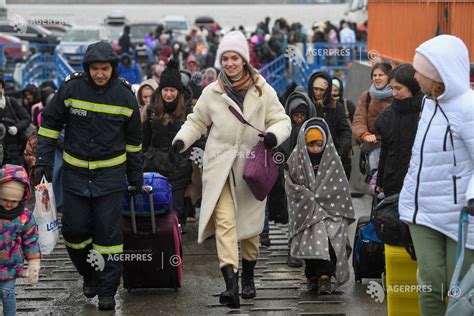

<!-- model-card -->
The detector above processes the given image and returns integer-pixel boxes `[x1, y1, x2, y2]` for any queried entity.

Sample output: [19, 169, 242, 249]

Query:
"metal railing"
[55, 52, 75, 88]
[258, 55, 290, 97]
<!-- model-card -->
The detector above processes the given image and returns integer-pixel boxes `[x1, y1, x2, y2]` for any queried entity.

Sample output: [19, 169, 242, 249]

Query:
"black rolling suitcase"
[123, 186, 183, 292]
[352, 214, 385, 282]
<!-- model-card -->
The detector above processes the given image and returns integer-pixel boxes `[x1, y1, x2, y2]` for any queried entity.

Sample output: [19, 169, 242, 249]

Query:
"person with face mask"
[142, 60, 192, 233]
[307, 71, 352, 180]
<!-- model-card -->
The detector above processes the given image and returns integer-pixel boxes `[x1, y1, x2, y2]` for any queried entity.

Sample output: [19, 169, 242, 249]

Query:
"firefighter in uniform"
[34, 41, 143, 310]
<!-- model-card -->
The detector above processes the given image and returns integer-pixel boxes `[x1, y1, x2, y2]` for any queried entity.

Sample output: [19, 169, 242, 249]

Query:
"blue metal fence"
[258, 54, 290, 96]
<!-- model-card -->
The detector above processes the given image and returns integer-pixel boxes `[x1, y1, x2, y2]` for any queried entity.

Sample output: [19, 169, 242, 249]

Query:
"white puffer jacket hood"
[399, 35, 474, 249]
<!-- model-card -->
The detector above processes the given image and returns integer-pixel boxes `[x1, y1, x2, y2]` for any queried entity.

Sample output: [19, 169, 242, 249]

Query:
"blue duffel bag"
[123, 172, 173, 216]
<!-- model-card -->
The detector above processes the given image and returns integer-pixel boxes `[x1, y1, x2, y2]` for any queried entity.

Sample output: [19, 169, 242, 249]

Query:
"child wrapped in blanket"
[285, 117, 355, 293]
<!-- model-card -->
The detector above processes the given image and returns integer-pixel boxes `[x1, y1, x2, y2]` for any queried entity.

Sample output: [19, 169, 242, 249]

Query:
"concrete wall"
[345, 61, 372, 193]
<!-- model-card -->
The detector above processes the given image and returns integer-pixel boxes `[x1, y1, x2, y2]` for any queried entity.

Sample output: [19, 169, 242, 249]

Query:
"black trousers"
[305, 241, 337, 279]
[61, 190, 124, 297]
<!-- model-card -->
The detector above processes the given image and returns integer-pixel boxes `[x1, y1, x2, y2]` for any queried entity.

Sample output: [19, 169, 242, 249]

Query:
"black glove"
[262, 133, 277, 149]
[467, 199, 474, 216]
[169, 140, 184, 164]
[33, 166, 52, 186]
[128, 178, 144, 195]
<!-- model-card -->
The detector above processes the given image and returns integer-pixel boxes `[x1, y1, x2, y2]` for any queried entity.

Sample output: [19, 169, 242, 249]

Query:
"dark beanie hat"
[292, 103, 308, 116]
[190, 82, 203, 100]
[159, 60, 183, 92]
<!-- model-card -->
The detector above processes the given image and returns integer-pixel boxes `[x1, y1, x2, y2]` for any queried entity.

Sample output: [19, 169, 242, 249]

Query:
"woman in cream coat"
[169, 31, 291, 308]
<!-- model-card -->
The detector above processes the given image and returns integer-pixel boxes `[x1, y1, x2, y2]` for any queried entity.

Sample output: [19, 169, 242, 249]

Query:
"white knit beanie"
[216, 31, 250, 67]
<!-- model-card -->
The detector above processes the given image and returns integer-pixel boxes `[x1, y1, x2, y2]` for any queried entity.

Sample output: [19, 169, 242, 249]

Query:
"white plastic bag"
[33, 176, 59, 255]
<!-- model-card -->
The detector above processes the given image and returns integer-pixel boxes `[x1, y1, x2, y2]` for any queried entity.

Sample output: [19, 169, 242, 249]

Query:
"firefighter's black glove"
[33, 166, 52, 186]
[128, 177, 144, 196]
[169, 140, 184, 164]
[262, 132, 277, 149]
[467, 199, 474, 216]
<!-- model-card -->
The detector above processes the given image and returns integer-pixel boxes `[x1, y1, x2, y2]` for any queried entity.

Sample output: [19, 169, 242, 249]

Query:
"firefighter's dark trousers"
[62, 190, 124, 297]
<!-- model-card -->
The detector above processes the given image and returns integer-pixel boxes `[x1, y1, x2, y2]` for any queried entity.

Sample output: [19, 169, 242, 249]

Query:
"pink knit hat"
[216, 31, 250, 66]
[413, 52, 443, 83]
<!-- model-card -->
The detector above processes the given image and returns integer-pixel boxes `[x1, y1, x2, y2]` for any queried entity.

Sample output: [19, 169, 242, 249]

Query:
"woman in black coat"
[143, 60, 192, 229]
[374, 64, 423, 197]
[1, 79, 31, 165]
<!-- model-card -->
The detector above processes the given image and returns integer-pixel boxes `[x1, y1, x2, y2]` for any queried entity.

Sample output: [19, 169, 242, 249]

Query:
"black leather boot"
[98, 296, 116, 310]
[82, 276, 97, 298]
[241, 259, 257, 299]
[219, 265, 240, 309]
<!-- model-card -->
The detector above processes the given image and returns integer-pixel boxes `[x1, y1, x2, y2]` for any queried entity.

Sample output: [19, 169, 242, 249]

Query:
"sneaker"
[318, 276, 332, 294]
[82, 277, 97, 298]
[259, 232, 271, 247]
[98, 296, 116, 311]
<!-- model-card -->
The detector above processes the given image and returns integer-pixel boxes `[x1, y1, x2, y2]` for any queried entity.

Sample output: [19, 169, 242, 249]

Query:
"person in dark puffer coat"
[142, 60, 192, 231]
[374, 64, 423, 197]
[307, 71, 352, 175]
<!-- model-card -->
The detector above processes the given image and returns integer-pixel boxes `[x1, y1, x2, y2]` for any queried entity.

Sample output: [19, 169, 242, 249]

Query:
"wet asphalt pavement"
[6, 193, 390, 316]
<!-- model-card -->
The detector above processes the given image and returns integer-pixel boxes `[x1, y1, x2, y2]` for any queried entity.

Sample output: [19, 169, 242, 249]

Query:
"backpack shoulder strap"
[365, 92, 371, 113]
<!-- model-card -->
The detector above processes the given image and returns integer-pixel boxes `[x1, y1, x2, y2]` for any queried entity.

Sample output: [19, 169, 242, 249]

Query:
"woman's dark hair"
[370, 62, 392, 78]
[388, 63, 420, 96]
[150, 89, 186, 123]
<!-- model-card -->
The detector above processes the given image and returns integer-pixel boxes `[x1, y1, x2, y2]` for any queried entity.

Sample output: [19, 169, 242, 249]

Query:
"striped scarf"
[218, 65, 260, 110]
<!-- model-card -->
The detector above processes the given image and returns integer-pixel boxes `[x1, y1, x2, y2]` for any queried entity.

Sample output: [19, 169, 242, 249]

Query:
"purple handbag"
[228, 106, 279, 201]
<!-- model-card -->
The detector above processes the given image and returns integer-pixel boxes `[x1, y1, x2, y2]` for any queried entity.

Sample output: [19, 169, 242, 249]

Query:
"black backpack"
[372, 194, 416, 260]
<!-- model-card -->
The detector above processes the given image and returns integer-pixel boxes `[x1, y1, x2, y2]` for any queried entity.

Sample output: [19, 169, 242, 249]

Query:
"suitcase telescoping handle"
[127, 185, 156, 235]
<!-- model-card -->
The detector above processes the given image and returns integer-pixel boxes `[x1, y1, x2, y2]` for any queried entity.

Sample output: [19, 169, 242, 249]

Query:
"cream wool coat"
[173, 77, 291, 243]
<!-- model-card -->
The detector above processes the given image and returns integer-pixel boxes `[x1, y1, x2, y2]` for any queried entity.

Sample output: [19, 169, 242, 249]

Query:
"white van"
[162, 15, 190, 43]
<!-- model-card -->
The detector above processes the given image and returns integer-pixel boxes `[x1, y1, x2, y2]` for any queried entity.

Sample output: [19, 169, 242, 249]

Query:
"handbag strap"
[449, 207, 469, 289]
[228, 106, 267, 136]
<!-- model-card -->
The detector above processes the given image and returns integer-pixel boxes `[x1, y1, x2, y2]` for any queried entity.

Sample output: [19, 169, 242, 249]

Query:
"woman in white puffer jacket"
[399, 35, 474, 316]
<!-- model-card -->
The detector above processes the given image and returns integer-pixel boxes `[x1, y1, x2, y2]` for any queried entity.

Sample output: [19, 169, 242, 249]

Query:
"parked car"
[0, 20, 60, 46]
[57, 26, 110, 68]
[129, 22, 160, 64]
[104, 10, 127, 27]
[194, 16, 216, 30]
[0, 34, 29, 64]
[162, 15, 190, 43]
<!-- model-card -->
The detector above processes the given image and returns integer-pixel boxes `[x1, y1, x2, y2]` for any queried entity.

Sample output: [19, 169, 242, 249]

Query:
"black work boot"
[83, 276, 97, 298]
[241, 259, 257, 299]
[287, 249, 303, 268]
[98, 296, 116, 311]
[219, 265, 240, 309]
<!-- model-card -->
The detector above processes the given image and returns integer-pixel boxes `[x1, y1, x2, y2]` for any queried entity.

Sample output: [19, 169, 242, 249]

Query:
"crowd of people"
[0, 14, 472, 316]
[115, 16, 368, 86]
